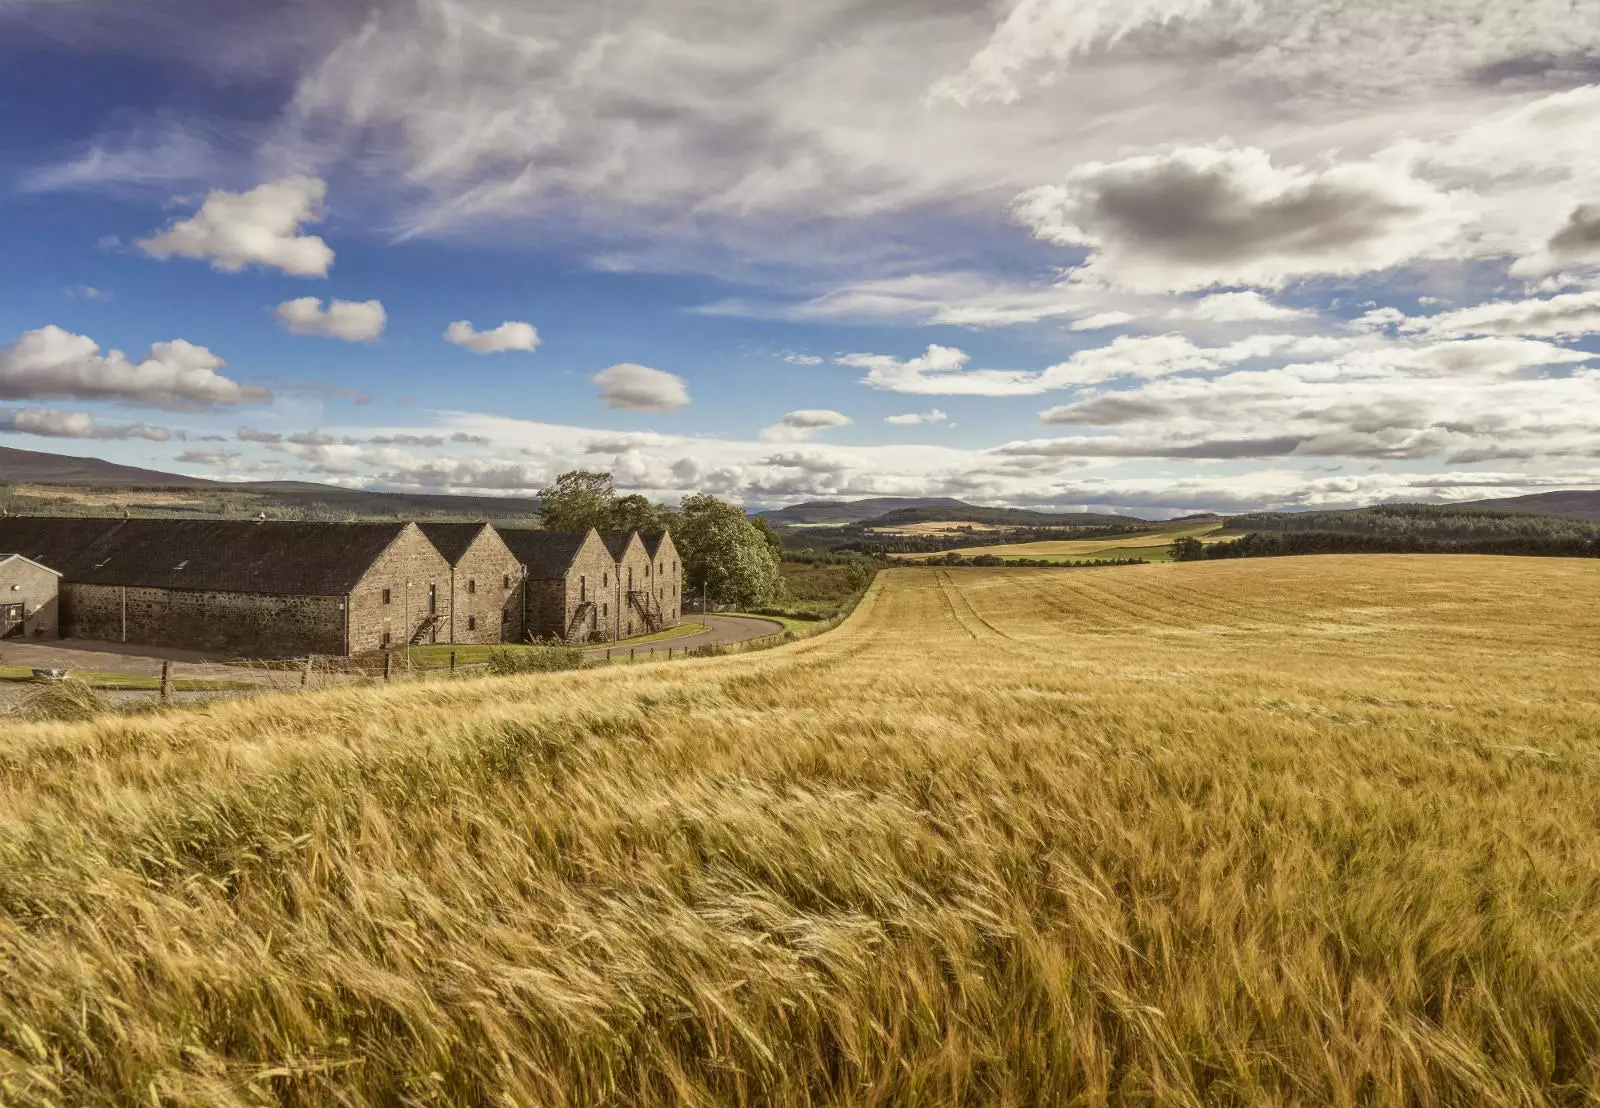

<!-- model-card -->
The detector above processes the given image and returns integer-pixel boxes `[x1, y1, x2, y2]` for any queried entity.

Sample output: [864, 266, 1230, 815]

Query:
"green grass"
[722, 612, 831, 637]
[0, 666, 253, 691]
[406, 623, 707, 668]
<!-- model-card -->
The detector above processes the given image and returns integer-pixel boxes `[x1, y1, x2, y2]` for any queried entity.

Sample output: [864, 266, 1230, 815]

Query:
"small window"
[382, 631, 392, 647]
[467, 579, 476, 595]
[467, 616, 477, 631]
[603, 572, 608, 587]
[382, 588, 392, 605]
[580, 575, 587, 601]
[602, 603, 607, 618]
[646, 563, 651, 577]
[503, 573, 512, 589]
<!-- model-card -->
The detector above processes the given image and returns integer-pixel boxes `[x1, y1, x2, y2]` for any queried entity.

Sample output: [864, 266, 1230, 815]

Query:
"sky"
[2, 0, 1600, 516]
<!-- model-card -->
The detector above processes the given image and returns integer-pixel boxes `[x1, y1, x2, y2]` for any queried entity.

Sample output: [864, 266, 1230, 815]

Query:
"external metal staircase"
[627, 590, 664, 633]
[567, 601, 596, 642]
[410, 614, 445, 645]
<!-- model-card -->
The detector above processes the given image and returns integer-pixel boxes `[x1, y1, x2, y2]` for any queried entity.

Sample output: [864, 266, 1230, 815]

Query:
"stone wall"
[448, 532, 524, 645]
[0, 558, 60, 639]
[646, 533, 683, 628]
[613, 536, 656, 639]
[522, 531, 618, 643]
[346, 524, 453, 654]
[63, 583, 344, 657]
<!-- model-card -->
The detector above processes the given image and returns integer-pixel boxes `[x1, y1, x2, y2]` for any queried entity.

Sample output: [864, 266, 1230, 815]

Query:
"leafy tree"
[611, 493, 676, 534]
[538, 471, 618, 532]
[1170, 536, 1206, 561]
[750, 514, 785, 559]
[672, 494, 785, 608]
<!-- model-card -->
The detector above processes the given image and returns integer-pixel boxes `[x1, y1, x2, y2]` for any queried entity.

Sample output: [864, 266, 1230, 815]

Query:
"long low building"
[0, 516, 684, 658]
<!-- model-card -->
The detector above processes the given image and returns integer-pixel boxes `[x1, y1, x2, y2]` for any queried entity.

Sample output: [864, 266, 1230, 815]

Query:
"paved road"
[0, 638, 268, 681]
[582, 614, 785, 662]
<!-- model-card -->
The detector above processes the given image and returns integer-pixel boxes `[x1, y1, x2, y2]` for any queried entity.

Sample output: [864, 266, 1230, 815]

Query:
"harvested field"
[2, 557, 1599, 1104]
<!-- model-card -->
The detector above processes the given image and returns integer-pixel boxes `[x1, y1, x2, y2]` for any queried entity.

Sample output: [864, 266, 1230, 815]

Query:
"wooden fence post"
[383, 651, 392, 682]
[449, 650, 457, 675]
[630, 647, 636, 662]
[159, 660, 171, 702]
[302, 654, 314, 687]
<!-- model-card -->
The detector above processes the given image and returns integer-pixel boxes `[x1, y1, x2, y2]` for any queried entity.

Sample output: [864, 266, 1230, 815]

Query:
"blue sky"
[2, 0, 1600, 515]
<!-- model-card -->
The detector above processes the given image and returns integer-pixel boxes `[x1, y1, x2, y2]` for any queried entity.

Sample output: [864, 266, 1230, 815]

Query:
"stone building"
[640, 531, 683, 628]
[600, 531, 658, 639]
[498, 527, 618, 643]
[0, 517, 451, 658]
[0, 553, 61, 639]
[418, 522, 524, 644]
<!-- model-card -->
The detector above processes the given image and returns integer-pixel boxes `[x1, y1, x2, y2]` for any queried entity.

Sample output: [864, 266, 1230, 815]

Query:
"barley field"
[3, 557, 1600, 1105]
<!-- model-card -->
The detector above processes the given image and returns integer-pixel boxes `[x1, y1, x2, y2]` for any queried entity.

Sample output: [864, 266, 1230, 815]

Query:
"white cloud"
[1070, 311, 1136, 331]
[593, 363, 691, 412]
[274, 297, 387, 341]
[1408, 290, 1600, 339]
[885, 409, 949, 425]
[761, 409, 853, 442]
[0, 407, 171, 442]
[444, 320, 542, 354]
[0, 326, 267, 409]
[841, 344, 1045, 397]
[932, 0, 1248, 106]
[1015, 145, 1471, 293]
[177, 449, 241, 466]
[783, 353, 824, 365]
[1166, 291, 1310, 323]
[138, 177, 334, 276]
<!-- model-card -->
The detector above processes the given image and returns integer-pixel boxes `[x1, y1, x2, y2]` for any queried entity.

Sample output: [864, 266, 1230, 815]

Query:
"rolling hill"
[759, 496, 1152, 528]
[1456, 490, 1600, 519]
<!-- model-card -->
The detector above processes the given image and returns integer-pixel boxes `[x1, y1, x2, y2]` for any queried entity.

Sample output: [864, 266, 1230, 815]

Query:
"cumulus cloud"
[0, 326, 267, 409]
[761, 409, 853, 442]
[0, 407, 172, 441]
[1410, 290, 1600, 339]
[841, 344, 1044, 397]
[274, 297, 387, 341]
[593, 362, 691, 412]
[783, 353, 824, 365]
[138, 177, 334, 276]
[177, 449, 240, 466]
[1546, 204, 1600, 261]
[885, 409, 949, 425]
[1014, 146, 1470, 292]
[1166, 291, 1310, 323]
[237, 427, 283, 444]
[444, 320, 541, 354]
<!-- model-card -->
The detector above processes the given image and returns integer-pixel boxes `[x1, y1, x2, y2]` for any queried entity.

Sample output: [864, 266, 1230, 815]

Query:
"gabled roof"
[639, 531, 675, 560]
[497, 528, 594, 580]
[417, 521, 496, 565]
[0, 517, 414, 595]
[0, 552, 62, 577]
[598, 530, 645, 561]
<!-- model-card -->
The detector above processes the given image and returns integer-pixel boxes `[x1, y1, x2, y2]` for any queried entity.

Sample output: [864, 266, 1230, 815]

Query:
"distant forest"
[1179, 505, 1600, 562]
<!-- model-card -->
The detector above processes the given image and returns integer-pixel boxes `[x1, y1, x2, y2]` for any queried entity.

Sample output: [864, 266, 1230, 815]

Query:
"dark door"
[1, 604, 22, 638]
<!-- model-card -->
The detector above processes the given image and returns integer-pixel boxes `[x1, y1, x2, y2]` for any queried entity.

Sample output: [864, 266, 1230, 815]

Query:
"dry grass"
[3, 557, 1600, 1105]
[905, 518, 1227, 561]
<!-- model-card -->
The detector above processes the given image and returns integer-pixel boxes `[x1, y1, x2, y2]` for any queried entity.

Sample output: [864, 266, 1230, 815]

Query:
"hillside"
[759, 496, 1151, 528]
[4, 561, 1599, 1102]
[0, 445, 543, 520]
[1457, 489, 1600, 519]
[0, 444, 220, 488]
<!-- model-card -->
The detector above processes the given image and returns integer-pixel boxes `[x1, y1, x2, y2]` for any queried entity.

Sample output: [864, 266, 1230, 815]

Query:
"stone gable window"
[382, 588, 392, 605]
[467, 616, 477, 631]
[467, 579, 476, 595]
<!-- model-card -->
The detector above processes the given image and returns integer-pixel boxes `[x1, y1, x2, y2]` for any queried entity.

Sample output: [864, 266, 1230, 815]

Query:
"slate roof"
[417, 521, 492, 565]
[598, 530, 643, 561]
[497, 528, 593, 580]
[0, 517, 412, 595]
[639, 531, 673, 560]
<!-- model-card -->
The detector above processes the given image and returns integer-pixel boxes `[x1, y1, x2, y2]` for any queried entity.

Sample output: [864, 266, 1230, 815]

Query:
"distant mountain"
[1455, 490, 1600, 520]
[0, 444, 543, 520]
[758, 498, 971, 526]
[759, 496, 1151, 528]
[0, 445, 221, 488]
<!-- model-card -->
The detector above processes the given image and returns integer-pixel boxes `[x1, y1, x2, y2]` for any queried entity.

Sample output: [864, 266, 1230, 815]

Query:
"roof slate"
[497, 528, 593, 580]
[417, 521, 492, 565]
[0, 517, 411, 595]
[598, 530, 643, 561]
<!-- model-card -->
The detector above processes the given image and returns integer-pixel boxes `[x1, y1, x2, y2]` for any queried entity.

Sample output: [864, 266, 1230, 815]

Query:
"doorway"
[0, 603, 21, 638]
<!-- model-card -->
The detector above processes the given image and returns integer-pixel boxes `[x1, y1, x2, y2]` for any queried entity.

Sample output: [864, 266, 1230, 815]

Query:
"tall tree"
[538, 470, 617, 532]
[672, 494, 785, 608]
[611, 493, 676, 534]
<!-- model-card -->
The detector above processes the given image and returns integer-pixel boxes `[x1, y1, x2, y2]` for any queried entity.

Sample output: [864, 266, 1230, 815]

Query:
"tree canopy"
[672, 493, 785, 608]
